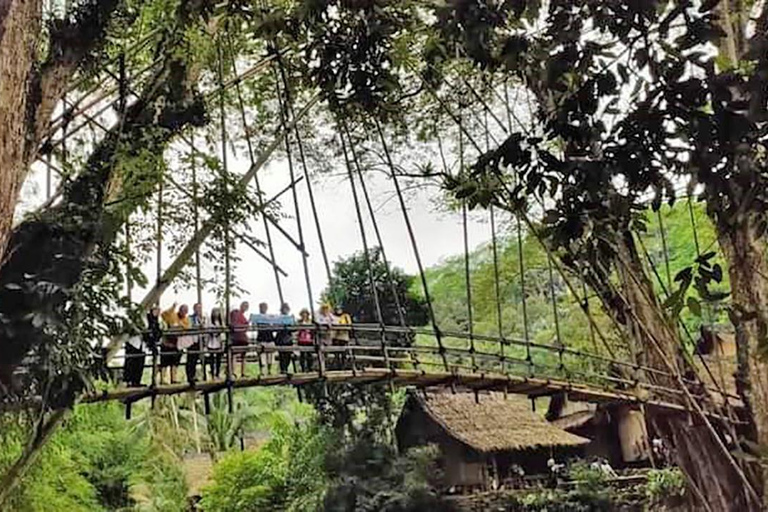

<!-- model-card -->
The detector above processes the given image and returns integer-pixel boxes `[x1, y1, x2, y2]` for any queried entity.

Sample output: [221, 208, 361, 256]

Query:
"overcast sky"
[179, 154, 494, 314]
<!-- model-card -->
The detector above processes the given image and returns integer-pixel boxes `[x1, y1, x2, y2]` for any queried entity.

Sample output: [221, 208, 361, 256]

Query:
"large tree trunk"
[614, 230, 681, 385]
[717, 218, 768, 496]
[0, 2, 209, 393]
[610, 231, 759, 510]
[0, 0, 43, 260]
[0, 1, 121, 260]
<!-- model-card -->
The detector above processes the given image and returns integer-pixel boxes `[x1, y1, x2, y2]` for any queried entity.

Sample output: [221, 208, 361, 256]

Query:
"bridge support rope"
[228, 34, 285, 305]
[374, 119, 449, 372]
[340, 121, 389, 370]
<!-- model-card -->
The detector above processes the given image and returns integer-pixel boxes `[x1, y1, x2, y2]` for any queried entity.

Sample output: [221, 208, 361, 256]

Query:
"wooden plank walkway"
[82, 367, 740, 423]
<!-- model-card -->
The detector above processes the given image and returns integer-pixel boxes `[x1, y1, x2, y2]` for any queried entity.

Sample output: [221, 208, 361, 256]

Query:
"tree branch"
[28, 0, 123, 162]
[0, 1, 210, 390]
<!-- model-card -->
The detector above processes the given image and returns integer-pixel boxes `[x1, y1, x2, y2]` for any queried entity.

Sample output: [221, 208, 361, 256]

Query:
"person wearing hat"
[332, 305, 352, 369]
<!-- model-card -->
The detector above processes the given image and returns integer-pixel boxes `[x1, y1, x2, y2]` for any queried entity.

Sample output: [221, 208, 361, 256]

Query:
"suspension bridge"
[10, 31, 744, 441]
[70, 322, 738, 428]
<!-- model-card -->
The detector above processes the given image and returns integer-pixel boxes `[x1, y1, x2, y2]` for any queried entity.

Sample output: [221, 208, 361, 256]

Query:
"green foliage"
[286, 0, 420, 119]
[515, 488, 613, 512]
[421, 199, 733, 381]
[646, 468, 686, 502]
[323, 443, 453, 512]
[422, 220, 621, 379]
[203, 387, 313, 454]
[0, 413, 100, 512]
[568, 461, 608, 497]
[200, 415, 329, 512]
[133, 450, 189, 512]
[323, 247, 429, 329]
[0, 402, 189, 511]
[204, 393, 262, 454]
[640, 203, 730, 335]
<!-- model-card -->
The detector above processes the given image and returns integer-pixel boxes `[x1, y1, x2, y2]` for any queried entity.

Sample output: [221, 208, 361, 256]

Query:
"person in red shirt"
[229, 301, 250, 378]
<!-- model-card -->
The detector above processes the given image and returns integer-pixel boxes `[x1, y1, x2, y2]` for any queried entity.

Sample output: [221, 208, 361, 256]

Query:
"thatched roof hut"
[396, 391, 588, 488]
[412, 391, 588, 452]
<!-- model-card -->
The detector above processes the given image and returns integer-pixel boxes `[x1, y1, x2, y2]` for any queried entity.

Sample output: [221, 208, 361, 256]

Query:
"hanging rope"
[217, 39, 233, 317]
[155, 181, 163, 301]
[273, 76, 312, 305]
[227, 35, 284, 305]
[273, 46, 333, 284]
[546, 250, 565, 373]
[273, 58, 319, 381]
[191, 133, 203, 306]
[216, 37, 235, 414]
[513, 216, 534, 374]
[346, 131, 407, 328]
[458, 104, 476, 372]
[582, 280, 599, 354]
[462, 202, 476, 372]
[340, 123, 389, 368]
[484, 111, 505, 371]
[489, 207, 505, 368]
[374, 118, 449, 372]
[419, 71, 620, 364]
[657, 209, 673, 289]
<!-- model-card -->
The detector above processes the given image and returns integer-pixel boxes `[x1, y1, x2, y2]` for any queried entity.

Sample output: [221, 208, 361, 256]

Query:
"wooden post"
[225, 331, 234, 415]
[350, 325, 358, 374]
[316, 327, 325, 377]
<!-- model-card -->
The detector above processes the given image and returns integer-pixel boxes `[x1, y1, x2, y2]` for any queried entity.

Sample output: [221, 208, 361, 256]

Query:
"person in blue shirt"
[251, 302, 276, 374]
[275, 303, 296, 373]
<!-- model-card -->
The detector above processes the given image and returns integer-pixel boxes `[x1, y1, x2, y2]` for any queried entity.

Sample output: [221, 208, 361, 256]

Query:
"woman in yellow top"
[333, 306, 352, 344]
[332, 305, 352, 370]
[160, 303, 190, 384]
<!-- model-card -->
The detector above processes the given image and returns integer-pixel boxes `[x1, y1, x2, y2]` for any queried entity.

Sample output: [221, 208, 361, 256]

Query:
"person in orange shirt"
[161, 303, 190, 384]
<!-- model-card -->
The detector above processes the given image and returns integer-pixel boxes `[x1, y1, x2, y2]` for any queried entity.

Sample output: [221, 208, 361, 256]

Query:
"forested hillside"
[424, 201, 728, 358]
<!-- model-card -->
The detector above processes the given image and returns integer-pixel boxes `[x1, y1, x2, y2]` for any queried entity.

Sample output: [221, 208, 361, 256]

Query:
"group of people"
[122, 300, 354, 387]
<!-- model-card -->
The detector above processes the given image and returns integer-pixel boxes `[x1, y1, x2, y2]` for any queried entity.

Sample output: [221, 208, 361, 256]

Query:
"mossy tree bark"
[717, 217, 768, 497]
[0, 1, 209, 393]
[0, 0, 121, 260]
[585, 230, 759, 511]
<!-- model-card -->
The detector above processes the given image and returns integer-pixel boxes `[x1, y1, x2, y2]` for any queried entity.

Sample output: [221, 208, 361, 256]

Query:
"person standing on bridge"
[275, 303, 295, 373]
[142, 306, 164, 385]
[144, 305, 163, 355]
[208, 307, 225, 378]
[161, 303, 189, 384]
[317, 303, 335, 370]
[332, 305, 352, 370]
[317, 303, 335, 344]
[230, 301, 250, 378]
[297, 308, 314, 371]
[251, 302, 276, 374]
[187, 303, 207, 384]
[122, 316, 145, 388]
